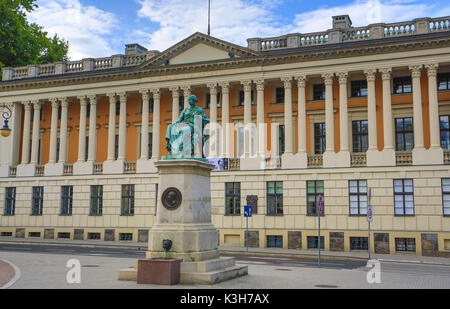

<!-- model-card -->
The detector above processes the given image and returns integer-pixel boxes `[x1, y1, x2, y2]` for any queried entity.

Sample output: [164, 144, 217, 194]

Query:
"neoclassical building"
[1, 15, 450, 256]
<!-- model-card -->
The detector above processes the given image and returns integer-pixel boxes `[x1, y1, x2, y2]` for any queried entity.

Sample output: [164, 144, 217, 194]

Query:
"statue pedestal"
[119, 159, 247, 284]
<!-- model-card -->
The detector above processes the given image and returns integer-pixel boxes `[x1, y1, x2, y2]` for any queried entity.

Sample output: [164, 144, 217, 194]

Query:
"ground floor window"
[307, 236, 324, 249]
[350, 237, 368, 250]
[90, 185, 103, 216]
[267, 235, 283, 248]
[395, 238, 416, 252]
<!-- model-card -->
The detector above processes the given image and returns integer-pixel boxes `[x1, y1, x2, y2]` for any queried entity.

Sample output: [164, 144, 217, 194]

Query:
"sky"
[28, 0, 450, 61]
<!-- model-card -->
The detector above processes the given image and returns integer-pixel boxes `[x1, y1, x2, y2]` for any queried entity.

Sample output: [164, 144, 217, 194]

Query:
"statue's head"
[188, 95, 198, 107]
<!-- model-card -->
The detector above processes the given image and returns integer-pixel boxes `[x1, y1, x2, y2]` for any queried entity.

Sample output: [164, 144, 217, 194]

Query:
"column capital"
[220, 82, 230, 93]
[409, 64, 423, 78]
[425, 63, 439, 77]
[151, 88, 160, 99]
[181, 85, 191, 93]
[32, 100, 41, 110]
[282, 77, 293, 88]
[255, 79, 265, 91]
[60, 97, 69, 108]
[207, 83, 218, 95]
[87, 95, 98, 105]
[380, 67, 392, 80]
[241, 80, 252, 91]
[364, 69, 377, 82]
[295, 74, 307, 87]
[336, 72, 348, 84]
[169, 86, 180, 94]
[23, 101, 32, 111]
[140, 90, 150, 101]
[118, 92, 127, 102]
[321, 73, 334, 85]
[49, 98, 59, 108]
[78, 96, 89, 106]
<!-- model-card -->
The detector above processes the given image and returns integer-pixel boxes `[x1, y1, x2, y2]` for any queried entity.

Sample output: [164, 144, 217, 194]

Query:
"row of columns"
[11, 62, 444, 176]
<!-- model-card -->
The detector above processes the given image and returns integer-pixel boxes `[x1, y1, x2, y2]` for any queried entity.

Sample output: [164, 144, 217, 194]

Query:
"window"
[88, 232, 101, 240]
[121, 184, 135, 216]
[395, 117, 414, 151]
[206, 93, 221, 109]
[438, 73, 450, 91]
[307, 236, 324, 249]
[85, 136, 89, 161]
[278, 125, 285, 155]
[441, 179, 450, 216]
[225, 182, 241, 215]
[58, 232, 70, 239]
[149, 98, 154, 113]
[58, 105, 62, 120]
[393, 77, 412, 94]
[60, 186, 73, 216]
[351, 80, 368, 97]
[155, 183, 158, 216]
[31, 186, 44, 215]
[239, 90, 255, 106]
[313, 84, 325, 100]
[307, 180, 324, 216]
[56, 137, 60, 162]
[395, 238, 416, 252]
[119, 233, 133, 241]
[350, 237, 368, 250]
[90, 185, 103, 216]
[148, 132, 153, 159]
[440, 115, 450, 150]
[314, 123, 326, 154]
[29, 232, 41, 238]
[86, 103, 90, 118]
[275, 87, 284, 103]
[267, 181, 283, 215]
[394, 179, 414, 216]
[179, 96, 184, 111]
[115, 100, 120, 116]
[4, 187, 16, 216]
[114, 134, 119, 160]
[267, 235, 283, 248]
[349, 180, 367, 216]
[352, 120, 368, 153]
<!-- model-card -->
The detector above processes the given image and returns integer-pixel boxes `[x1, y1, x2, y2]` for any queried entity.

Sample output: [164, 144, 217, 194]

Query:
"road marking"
[236, 261, 273, 265]
[88, 254, 108, 256]
[0, 259, 21, 289]
[245, 256, 296, 261]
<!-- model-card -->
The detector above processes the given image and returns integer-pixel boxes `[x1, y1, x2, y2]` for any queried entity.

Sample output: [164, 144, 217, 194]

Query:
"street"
[1, 243, 450, 289]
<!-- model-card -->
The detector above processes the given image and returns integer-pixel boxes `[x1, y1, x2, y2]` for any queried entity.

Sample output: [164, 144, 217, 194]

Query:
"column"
[9, 102, 23, 167]
[296, 75, 307, 155]
[48, 98, 59, 164]
[381, 68, 394, 151]
[365, 70, 378, 151]
[242, 80, 252, 157]
[117, 92, 127, 161]
[30, 101, 41, 165]
[208, 83, 218, 158]
[21, 102, 32, 164]
[151, 88, 161, 160]
[220, 82, 230, 158]
[424, 63, 444, 164]
[410, 65, 424, 149]
[182, 86, 191, 110]
[323, 73, 334, 153]
[170, 87, 180, 123]
[426, 63, 441, 149]
[87, 95, 97, 162]
[337, 72, 349, 152]
[107, 93, 116, 161]
[282, 77, 293, 155]
[255, 79, 265, 157]
[77, 96, 88, 162]
[59, 98, 69, 164]
[140, 90, 150, 160]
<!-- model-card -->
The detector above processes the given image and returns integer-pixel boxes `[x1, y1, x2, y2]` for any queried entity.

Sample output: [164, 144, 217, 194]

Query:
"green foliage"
[0, 0, 69, 78]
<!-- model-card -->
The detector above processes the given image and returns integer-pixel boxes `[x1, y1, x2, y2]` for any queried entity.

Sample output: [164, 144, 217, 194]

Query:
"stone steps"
[180, 265, 248, 285]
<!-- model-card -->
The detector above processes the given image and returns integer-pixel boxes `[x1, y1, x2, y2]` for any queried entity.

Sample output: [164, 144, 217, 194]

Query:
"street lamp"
[0, 104, 12, 138]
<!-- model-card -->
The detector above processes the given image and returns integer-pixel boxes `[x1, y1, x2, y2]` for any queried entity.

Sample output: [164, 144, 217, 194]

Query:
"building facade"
[1, 15, 450, 256]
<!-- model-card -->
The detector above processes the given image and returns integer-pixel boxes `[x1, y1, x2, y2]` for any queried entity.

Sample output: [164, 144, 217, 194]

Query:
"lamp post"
[0, 104, 12, 138]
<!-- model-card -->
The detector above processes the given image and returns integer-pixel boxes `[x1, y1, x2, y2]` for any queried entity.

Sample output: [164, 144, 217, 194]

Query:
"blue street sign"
[317, 195, 324, 215]
[244, 205, 252, 218]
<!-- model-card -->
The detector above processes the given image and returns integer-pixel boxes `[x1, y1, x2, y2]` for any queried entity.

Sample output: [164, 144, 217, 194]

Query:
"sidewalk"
[1, 237, 450, 266]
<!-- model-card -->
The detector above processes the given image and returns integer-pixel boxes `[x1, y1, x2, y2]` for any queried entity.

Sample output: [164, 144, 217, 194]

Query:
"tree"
[0, 0, 69, 78]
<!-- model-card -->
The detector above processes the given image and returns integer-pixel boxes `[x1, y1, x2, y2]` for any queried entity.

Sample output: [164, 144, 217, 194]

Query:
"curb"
[0, 241, 146, 251]
[219, 250, 368, 262]
[0, 259, 21, 289]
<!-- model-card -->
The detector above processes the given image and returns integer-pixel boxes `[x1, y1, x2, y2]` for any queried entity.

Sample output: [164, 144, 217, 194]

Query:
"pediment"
[138, 32, 260, 68]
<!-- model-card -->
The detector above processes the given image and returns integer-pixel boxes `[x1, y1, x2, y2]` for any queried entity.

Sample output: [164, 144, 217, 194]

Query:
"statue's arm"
[173, 110, 185, 125]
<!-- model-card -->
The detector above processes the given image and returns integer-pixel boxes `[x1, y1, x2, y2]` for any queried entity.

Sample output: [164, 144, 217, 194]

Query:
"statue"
[164, 95, 210, 159]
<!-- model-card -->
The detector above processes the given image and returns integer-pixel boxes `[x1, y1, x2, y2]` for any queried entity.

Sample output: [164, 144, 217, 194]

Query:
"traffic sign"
[244, 205, 252, 218]
[317, 195, 324, 215]
[367, 205, 373, 222]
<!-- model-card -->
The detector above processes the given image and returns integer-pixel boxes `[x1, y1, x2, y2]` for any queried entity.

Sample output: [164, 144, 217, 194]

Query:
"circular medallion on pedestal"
[161, 187, 182, 210]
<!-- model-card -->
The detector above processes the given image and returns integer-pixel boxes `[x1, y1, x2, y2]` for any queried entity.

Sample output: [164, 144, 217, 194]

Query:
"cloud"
[30, 0, 120, 60]
[136, 0, 293, 51]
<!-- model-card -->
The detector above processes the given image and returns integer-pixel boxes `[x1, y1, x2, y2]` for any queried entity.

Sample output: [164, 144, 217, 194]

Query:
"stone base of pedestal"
[0, 166, 10, 178]
[16, 164, 36, 177]
[323, 151, 351, 168]
[413, 147, 443, 165]
[44, 163, 64, 176]
[281, 152, 308, 169]
[137, 259, 182, 285]
[136, 159, 157, 173]
[239, 157, 265, 170]
[180, 257, 248, 284]
[367, 149, 396, 166]
[103, 160, 124, 174]
[73, 161, 94, 175]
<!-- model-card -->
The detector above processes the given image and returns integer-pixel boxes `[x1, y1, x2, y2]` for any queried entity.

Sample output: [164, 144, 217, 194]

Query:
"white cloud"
[136, 0, 293, 51]
[30, 0, 120, 60]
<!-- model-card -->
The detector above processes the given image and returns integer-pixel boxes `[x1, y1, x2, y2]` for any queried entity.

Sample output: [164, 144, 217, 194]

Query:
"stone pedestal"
[323, 151, 351, 168]
[136, 159, 158, 173]
[137, 259, 182, 285]
[282, 153, 308, 169]
[73, 161, 94, 175]
[119, 159, 247, 284]
[44, 163, 64, 176]
[413, 147, 443, 165]
[367, 149, 396, 166]
[16, 164, 36, 177]
[240, 157, 265, 170]
[103, 160, 124, 174]
[0, 166, 9, 178]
